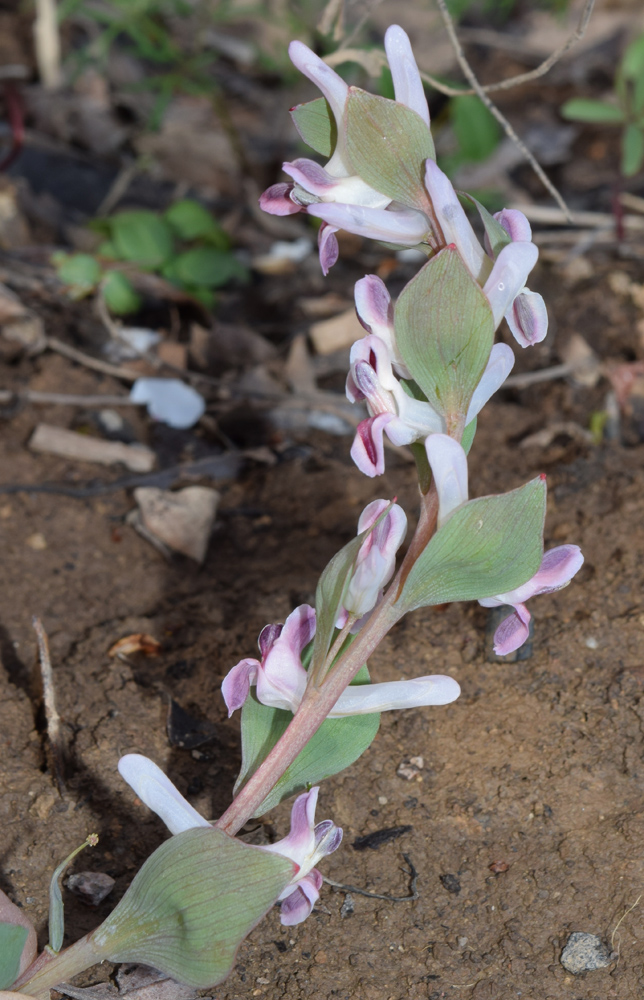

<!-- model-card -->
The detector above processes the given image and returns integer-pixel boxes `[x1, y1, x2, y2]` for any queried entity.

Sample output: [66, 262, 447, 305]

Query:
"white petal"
[118, 754, 210, 834]
[465, 343, 515, 423]
[288, 41, 348, 124]
[425, 434, 469, 526]
[329, 675, 460, 716]
[424, 160, 487, 281]
[482, 242, 539, 329]
[384, 25, 430, 127]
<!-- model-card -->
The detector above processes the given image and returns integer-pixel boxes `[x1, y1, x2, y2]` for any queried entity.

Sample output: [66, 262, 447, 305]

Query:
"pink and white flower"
[339, 499, 408, 620]
[348, 330, 514, 477]
[117, 755, 341, 926]
[259, 25, 432, 273]
[478, 544, 584, 655]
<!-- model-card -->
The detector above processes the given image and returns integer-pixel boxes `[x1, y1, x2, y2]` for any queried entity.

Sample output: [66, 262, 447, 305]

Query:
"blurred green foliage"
[53, 199, 248, 313]
[561, 33, 644, 177]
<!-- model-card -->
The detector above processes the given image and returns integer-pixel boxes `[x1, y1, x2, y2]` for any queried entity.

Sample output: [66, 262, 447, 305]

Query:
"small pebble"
[340, 893, 355, 918]
[66, 871, 115, 906]
[560, 932, 612, 974]
[585, 636, 599, 649]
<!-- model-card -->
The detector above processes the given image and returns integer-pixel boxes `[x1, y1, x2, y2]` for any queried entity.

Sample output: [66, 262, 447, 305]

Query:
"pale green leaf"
[164, 200, 229, 248]
[234, 665, 380, 816]
[102, 271, 142, 315]
[54, 253, 101, 294]
[344, 89, 435, 209]
[0, 922, 28, 989]
[621, 123, 644, 177]
[290, 97, 337, 157]
[394, 247, 494, 421]
[560, 98, 625, 124]
[398, 477, 546, 612]
[451, 95, 500, 163]
[110, 210, 174, 269]
[458, 192, 511, 259]
[94, 828, 294, 988]
[163, 247, 248, 288]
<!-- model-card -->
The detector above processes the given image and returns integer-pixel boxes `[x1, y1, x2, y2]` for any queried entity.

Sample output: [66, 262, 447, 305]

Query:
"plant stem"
[13, 934, 106, 997]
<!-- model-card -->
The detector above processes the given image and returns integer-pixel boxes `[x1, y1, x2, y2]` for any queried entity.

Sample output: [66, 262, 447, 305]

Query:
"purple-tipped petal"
[466, 343, 515, 423]
[492, 604, 531, 656]
[118, 754, 211, 834]
[486, 545, 584, 607]
[505, 288, 548, 348]
[259, 182, 300, 216]
[482, 241, 539, 329]
[351, 414, 393, 476]
[279, 871, 323, 925]
[257, 606, 313, 712]
[280, 604, 317, 654]
[288, 41, 348, 124]
[355, 274, 393, 335]
[330, 674, 461, 716]
[221, 657, 259, 716]
[425, 434, 469, 526]
[309, 202, 428, 245]
[494, 208, 532, 243]
[424, 160, 487, 281]
[384, 25, 430, 128]
[344, 500, 407, 615]
[318, 222, 339, 275]
[258, 622, 283, 658]
[283, 157, 337, 195]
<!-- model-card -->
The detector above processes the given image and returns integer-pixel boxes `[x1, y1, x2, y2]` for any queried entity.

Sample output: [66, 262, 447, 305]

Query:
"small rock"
[560, 932, 612, 974]
[132, 485, 220, 563]
[26, 532, 47, 550]
[439, 873, 461, 895]
[340, 893, 355, 918]
[129, 378, 205, 429]
[397, 756, 424, 780]
[66, 871, 115, 906]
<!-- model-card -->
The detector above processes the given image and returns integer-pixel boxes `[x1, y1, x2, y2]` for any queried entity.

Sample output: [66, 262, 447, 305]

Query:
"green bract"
[344, 89, 435, 209]
[397, 477, 547, 612]
[93, 828, 294, 988]
[394, 247, 495, 424]
[291, 97, 337, 158]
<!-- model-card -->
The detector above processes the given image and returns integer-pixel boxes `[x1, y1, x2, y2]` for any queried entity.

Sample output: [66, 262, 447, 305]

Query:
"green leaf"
[311, 532, 366, 675]
[458, 192, 511, 259]
[0, 922, 28, 989]
[344, 88, 435, 210]
[290, 97, 337, 157]
[621, 123, 644, 177]
[163, 247, 248, 289]
[397, 477, 546, 613]
[560, 98, 625, 124]
[109, 210, 175, 269]
[54, 252, 101, 295]
[102, 271, 142, 315]
[93, 827, 294, 988]
[621, 33, 644, 83]
[394, 246, 495, 422]
[234, 667, 380, 817]
[164, 199, 229, 248]
[450, 94, 500, 163]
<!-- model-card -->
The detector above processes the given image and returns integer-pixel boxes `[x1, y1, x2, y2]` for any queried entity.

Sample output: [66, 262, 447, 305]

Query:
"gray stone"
[560, 932, 612, 974]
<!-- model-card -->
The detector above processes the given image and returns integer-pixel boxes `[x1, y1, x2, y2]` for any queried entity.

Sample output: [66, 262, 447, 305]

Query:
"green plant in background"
[561, 33, 644, 177]
[53, 199, 248, 313]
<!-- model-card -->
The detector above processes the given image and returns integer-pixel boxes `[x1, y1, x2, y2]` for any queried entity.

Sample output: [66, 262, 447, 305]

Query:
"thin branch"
[324, 853, 419, 902]
[435, 0, 572, 220]
[418, 0, 595, 97]
[0, 389, 139, 406]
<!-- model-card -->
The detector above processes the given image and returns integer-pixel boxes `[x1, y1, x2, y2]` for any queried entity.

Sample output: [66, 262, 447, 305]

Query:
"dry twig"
[323, 852, 419, 902]
[435, 0, 572, 219]
[32, 616, 66, 796]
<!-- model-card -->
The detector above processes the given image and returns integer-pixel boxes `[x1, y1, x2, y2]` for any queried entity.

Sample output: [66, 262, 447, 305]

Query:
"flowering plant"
[5, 25, 582, 996]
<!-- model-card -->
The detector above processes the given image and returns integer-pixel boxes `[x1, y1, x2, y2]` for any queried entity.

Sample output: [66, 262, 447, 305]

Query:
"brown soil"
[3, 256, 644, 1000]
